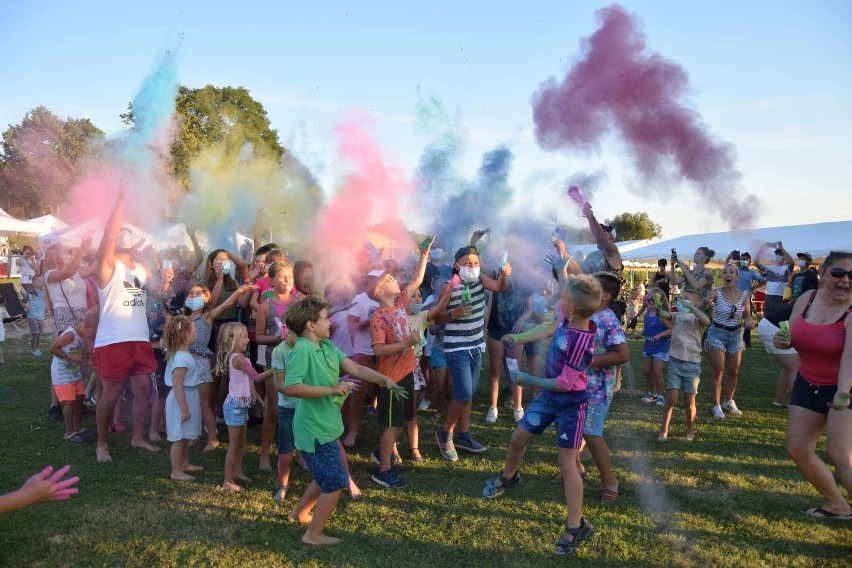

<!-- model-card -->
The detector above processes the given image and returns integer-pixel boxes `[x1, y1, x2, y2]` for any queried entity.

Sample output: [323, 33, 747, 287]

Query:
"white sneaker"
[513, 407, 525, 422]
[712, 405, 725, 420]
[418, 398, 431, 411]
[485, 406, 498, 423]
[722, 399, 742, 415]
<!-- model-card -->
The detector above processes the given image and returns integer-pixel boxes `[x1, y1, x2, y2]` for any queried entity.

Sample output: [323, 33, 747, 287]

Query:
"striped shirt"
[443, 279, 486, 353]
[712, 288, 747, 327]
[763, 264, 790, 296]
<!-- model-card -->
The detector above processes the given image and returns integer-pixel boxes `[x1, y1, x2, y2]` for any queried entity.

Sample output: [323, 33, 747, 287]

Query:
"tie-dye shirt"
[586, 307, 627, 405]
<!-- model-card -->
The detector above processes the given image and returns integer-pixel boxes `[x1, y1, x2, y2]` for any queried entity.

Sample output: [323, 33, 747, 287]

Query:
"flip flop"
[805, 507, 852, 520]
[600, 488, 619, 504]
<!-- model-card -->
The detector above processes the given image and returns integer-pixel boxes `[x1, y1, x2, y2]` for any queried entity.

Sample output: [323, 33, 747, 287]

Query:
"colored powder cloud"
[62, 46, 181, 230]
[531, 4, 758, 229]
[309, 115, 414, 285]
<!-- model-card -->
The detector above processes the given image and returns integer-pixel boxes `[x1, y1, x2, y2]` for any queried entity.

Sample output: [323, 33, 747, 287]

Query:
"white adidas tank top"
[94, 260, 150, 347]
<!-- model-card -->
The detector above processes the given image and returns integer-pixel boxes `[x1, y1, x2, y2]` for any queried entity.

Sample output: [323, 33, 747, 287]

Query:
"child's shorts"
[643, 350, 669, 362]
[583, 400, 610, 437]
[302, 439, 349, 493]
[277, 406, 296, 454]
[519, 390, 588, 449]
[704, 324, 744, 354]
[28, 318, 45, 334]
[53, 381, 84, 403]
[378, 373, 415, 428]
[666, 358, 701, 394]
[430, 347, 447, 369]
[223, 398, 249, 427]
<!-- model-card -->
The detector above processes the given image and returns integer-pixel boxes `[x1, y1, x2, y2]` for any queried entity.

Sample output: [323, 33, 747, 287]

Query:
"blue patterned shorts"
[302, 439, 348, 493]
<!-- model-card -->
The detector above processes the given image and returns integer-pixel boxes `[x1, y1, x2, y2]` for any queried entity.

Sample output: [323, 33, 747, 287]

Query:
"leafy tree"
[604, 211, 662, 241]
[122, 85, 284, 188]
[0, 107, 104, 218]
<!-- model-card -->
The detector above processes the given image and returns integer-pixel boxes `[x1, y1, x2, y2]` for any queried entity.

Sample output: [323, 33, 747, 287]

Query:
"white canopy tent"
[620, 221, 852, 262]
[38, 218, 157, 250]
[23, 214, 68, 236]
[0, 208, 38, 234]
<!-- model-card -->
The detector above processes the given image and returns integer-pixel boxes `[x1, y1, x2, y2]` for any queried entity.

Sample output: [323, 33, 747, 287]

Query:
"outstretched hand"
[19, 465, 79, 505]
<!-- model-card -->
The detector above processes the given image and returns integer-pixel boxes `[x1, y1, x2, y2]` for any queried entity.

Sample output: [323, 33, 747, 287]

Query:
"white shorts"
[758, 318, 796, 356]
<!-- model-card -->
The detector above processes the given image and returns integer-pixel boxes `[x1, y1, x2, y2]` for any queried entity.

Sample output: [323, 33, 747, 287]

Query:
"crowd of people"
[3, 192, 851, 552]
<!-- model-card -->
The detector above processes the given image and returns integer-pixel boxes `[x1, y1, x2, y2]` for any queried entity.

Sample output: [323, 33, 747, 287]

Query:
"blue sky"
[2, 1, 850, 238]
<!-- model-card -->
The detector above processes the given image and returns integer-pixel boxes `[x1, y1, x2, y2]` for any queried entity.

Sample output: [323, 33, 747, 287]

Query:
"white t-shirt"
[95, 260, 150, 347]
[763, 264, 790, 296]
[348, 292, 378, 356]
[17, 257, 37, 284]
[45, 270, 88, 310]
[50, 326, 84, 385]
[330, 311, 353, 356]
[165, 351, 200, 388]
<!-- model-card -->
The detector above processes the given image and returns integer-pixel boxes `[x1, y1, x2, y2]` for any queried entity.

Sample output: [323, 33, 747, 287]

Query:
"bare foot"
[149, 431, 163, 443]
[184, 464, 204, 472]
[348, 479, 362, 500]
[131, 440, 161, 452]
[96, 445, 112, 463]
[235, 474, 253, 483]
[302, 533, 341, 545]
[342, 432, 357, 448]
[658, 432, 668, 442]
[203, 441, 220, 452]
[171, 472, 196, 481]
[684, 430, 695, 442]
[258, 456, 272, 471]
[288, 512, 313, 524]
[221, 482, 243, 492]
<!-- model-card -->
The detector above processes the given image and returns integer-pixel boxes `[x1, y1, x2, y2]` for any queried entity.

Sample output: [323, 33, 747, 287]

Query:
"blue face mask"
[185, 297, 205, 311]
[676, 300, 688, 313]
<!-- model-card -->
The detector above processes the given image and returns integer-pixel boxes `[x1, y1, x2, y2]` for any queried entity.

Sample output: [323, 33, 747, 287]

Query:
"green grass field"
[1, 331, 850, 567]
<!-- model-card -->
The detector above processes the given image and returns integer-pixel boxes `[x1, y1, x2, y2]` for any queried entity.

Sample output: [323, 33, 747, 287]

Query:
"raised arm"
[404, 237, 434, 297]
[46, 235, 93, 284]
[96, 190, 125, 287]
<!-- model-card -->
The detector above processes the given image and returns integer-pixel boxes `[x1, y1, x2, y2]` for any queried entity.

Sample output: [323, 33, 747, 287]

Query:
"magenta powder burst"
[531, 4, 758, 229]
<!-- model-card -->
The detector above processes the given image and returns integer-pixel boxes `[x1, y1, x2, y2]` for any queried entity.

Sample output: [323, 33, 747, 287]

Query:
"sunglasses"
[828, 267, 852, 280]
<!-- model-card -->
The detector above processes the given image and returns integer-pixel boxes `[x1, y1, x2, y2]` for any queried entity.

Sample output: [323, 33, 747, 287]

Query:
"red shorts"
[94, 341, 158, 382]
[53, 381, 84, 402]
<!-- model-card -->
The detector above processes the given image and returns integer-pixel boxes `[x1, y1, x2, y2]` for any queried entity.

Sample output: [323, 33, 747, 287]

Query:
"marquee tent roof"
[0, 208, 38, 234]
[619, 221, 852, 262]
[23, 214, 68, 236]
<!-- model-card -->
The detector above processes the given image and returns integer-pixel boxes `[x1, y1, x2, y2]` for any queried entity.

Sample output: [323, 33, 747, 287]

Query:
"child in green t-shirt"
[283, 296, 405, 546]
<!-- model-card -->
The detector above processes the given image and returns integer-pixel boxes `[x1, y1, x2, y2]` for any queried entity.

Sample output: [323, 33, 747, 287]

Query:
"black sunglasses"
[828, 267, 852, 280]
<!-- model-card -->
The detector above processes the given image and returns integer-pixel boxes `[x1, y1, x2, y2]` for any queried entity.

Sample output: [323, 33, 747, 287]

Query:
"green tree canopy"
[0, 106, 104, 217]
[604, 211, 663, 241]
[122, 85, 285, 188]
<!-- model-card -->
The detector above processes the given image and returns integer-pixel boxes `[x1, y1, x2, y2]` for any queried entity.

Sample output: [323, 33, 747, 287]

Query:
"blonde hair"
[164, 316, 194, 361]
[214, 322, 248, 376]
[563, 274, 603, 318]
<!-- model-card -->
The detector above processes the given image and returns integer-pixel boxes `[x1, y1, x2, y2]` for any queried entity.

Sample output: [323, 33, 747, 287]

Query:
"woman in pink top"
[775, 251, 852, 519]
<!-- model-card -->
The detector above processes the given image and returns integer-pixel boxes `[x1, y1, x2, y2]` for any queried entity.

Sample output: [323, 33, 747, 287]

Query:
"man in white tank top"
[93, 191, 160, 463]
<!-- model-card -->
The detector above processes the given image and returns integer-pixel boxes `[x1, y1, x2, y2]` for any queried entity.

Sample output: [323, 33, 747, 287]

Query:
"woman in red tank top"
[774, 251, 852, 519]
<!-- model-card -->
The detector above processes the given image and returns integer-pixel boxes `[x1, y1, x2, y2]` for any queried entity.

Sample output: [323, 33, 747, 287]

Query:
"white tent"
[620, 221, 852, 262]
[38, 218, 157, 250]
[23, 214, 68, 236]
[0, 207, 38, 234]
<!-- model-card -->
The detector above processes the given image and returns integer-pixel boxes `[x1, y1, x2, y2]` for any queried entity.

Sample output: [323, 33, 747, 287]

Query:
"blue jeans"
[445, 348, 482, 402]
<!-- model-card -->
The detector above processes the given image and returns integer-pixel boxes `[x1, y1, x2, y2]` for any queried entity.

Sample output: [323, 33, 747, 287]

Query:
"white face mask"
[775, 255, 784, 264]
[797, 260, 807, 269]
[220, 259, 233, 273]
[408, 302, 423, 314]
[739, 260, 749, 268]
[459, 266, 480, 283]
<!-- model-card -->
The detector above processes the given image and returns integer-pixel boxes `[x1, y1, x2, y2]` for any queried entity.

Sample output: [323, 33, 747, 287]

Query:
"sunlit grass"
[0, 332, 850, 566]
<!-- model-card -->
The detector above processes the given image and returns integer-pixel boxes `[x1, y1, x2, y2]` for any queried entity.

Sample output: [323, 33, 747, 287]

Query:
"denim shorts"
[430, 347, 447, 369]
[302, 439, 349, 493]
[583, 400, 610, 437]
[704, 324, 744, 354]
[519, 390, 588, 449]
[666, 357, 701, 394]
[223, 398, 249, 427]
[643, 351, 670, 362]
[445, 347, 482, 402]
[277, 406, 296, 455]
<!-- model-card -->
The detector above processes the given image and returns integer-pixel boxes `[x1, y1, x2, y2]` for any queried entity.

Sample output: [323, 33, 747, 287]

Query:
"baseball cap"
[796, 252, 813, 262]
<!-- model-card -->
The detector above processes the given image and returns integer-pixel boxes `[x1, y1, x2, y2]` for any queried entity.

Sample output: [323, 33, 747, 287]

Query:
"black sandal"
[555, 517, 594, 556]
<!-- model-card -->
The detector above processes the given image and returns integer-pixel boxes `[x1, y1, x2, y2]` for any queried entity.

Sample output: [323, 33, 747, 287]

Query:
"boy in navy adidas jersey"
[483, 274, 601, 556]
